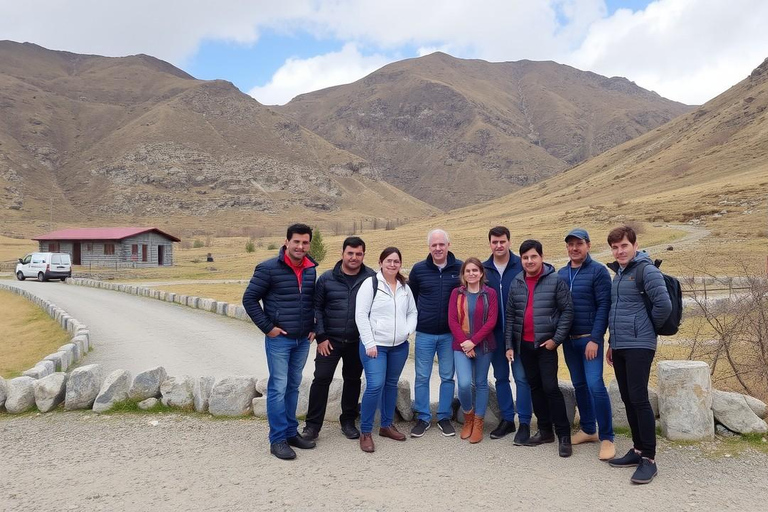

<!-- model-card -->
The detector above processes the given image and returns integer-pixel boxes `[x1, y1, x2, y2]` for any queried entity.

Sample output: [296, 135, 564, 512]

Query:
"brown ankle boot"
[460, 410, 475, 440]
[469, 416, 484, 444]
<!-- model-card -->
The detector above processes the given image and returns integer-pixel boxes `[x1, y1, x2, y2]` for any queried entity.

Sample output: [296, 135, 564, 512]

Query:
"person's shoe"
[437, 419, 456, 437]
[270, 441, 296, 460]
[558, 436, 573, 457]
[513, 423, 531, 446]
[340, 422, 360, 440]
[360, 433, 375, 453]
[522, 430, 555, 446]
[286, 434, 316, 450]
[301, 425, 319, 441]
[609, 448, 642, 468]
[630, 458, 658, 484]
[410, 419, 431, 438]
[451, 397, 461, 420]
[571, 430, 599, 445]
[469, 416, 485, 444]
[460, 410, 475, 440]
[379, 425, 406, 441]
[599, 440, 616, 461]
[489, 419, 516, 439]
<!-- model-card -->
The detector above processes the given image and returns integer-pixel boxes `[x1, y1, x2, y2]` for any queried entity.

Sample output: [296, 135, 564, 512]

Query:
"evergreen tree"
[309, 228, 327, 263]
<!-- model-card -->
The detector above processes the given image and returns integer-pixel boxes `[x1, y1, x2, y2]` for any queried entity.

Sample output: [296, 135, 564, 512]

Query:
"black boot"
[522, 429, 555, 446]
[558, 436, 572, 457]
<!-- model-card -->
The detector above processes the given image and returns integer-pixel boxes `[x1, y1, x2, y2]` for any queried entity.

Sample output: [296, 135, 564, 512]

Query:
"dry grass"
[0, 290, 71, 378]
[0, 235, 38, 266]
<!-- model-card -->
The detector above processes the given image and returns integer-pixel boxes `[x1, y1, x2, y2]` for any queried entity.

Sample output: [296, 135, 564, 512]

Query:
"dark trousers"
[305, 339, 363, 430]
[520, 342, 571, 438]
[612, 348, 656, 459]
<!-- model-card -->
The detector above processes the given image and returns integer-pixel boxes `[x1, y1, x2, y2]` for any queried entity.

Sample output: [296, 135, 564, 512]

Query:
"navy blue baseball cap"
[565, 228, 590, 242]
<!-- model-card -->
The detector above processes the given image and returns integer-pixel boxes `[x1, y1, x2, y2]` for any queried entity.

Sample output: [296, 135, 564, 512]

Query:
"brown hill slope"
[278, 52, 691, 209]
[0, 41, 436, 236]
[365, 58, 768, 274]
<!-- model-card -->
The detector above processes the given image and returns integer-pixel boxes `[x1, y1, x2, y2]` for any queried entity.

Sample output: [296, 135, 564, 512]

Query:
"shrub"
[309, 229, 327, 263]
[193, 239, 204, 248]
[267, 243, 278, 250]
[245, 239, 255, 253]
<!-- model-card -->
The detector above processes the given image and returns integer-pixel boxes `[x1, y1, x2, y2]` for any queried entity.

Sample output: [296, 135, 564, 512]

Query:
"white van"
[16, 252, 72, 281]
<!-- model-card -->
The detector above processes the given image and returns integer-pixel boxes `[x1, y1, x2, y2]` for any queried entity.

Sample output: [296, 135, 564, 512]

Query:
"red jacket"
[448, 285, 498, 352]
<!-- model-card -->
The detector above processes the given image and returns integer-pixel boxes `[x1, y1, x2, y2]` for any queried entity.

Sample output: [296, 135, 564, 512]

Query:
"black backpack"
[634, 259, 683, 336]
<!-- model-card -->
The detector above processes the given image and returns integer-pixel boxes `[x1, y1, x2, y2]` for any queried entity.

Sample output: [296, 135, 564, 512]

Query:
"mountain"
[278, 52, 692, 209]
[0, 41, 436, 236]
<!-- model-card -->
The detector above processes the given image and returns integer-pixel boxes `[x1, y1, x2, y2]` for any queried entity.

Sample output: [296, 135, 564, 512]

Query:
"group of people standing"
[242, 222, 672, 485]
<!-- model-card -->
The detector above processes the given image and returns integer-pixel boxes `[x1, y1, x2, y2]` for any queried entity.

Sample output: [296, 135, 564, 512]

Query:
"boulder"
[0, 376, 6, 409]
[649, 387, 660, 418]
[65, 364, 104, 410]
[209, 377, 257, 416]
[193, 376, 216, 413]
[44, 351, 71, 372]
[396, 378, 414, 421]
[252, 396, 267, 418]
[743, 395, 767, 420]
[138, 397, 158, 410]
[33, 373, 68, 413]
[255, 378, 268, 396]
[609, 380, 662, 426]
[160, 375, 195, 409]
[22, 360, 55, 379]
[295, 379, 312, 417]
[559, 380, 577, 425]
[128, 367, 167, 401]
[58, 342, 81, 363]
[93, 370, 132, 413]
[657, 361, 714, 441]
[711, 390, 768, 434]
[322, 378, 345, 420]
[5, 377, 36, 413]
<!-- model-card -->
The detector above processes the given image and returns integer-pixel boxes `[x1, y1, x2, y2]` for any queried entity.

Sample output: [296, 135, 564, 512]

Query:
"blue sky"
[3, 1, 768, 105]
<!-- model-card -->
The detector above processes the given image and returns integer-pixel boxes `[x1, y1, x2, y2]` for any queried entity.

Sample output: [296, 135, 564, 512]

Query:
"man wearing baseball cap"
[557, 228, 615, 460]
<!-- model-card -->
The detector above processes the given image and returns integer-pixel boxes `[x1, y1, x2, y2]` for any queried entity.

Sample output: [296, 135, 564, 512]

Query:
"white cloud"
[248, 43, 392, 105]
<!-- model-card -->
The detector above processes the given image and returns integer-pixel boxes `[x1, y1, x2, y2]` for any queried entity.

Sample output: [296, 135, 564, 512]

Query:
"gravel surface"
[2, 412, 767, 511]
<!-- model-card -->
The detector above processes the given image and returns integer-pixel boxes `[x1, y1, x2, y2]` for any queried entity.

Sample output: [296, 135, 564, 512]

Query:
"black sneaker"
[340, 422, 361, 440]
[437, 419, 456, 437]
[410, 419, 431, 438]
[270, 441, 296, 460]
[630, 458, 658, 484]
[490, 420, 516, 439]
[609, 449, 642, 468]
[286, 434, 316, 450]
[302, 425, 319, 441]
[522, 430, 555, 446]
[513, 423, 530, 446]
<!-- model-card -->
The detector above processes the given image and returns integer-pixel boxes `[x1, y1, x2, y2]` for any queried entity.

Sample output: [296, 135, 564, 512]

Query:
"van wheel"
[16, 271, 25, 281]
[37, 272, 46, 282]
[60, 277, 67, 282]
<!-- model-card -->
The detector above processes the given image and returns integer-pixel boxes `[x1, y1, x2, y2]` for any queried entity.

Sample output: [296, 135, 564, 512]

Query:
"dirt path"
[1, 412, 766, 511]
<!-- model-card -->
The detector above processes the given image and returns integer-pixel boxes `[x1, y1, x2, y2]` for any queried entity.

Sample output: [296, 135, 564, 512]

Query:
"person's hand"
[308, 331, 316, 342]
[317, 340, 332, 357]
[506, 349, 515, 362]
[366, 346, 378, 358]
[585, 341, 599, 361]
[541, 339, 557, 350]
[606, 347, 613, 367]
[267, 327, 287, 337]
[466, 348, 476, 358]
[460, 340, 475, 353]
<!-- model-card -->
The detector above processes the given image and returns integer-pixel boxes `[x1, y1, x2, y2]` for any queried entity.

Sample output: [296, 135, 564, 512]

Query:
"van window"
[61, 254, 71, 264]
[32, 256, 45, 264]
[22, 255, 31, 264]
[52, 254, 61, 265]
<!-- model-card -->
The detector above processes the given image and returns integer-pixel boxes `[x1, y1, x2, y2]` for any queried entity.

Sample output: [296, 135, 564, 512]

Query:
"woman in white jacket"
[355, 246, 418, 453]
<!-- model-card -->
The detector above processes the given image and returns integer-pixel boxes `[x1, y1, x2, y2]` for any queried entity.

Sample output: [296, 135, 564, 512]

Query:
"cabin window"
[104, 244, 115, 255]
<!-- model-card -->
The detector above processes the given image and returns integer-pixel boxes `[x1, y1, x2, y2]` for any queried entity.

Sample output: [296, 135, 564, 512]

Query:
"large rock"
[609, 380, 662, 426]
[559, 380, 577, 426]
[65, 364, 104, 410]
[22, 360, 55, 379]
[138, 397, 159, 410]
[44, 351, 71, 372]
[33, 373, 68, 413]
[208, 377, 256, 416]
[160, 375, 195, 409]
[128, 367, 167, 401]
[58, 342, 81, 363]
[657, 361, 714, 441]
[322, 378, 345, 421]
[255, 378, 268, 396]
[0, 377, 7, 409]
[712, 390, 768, 434]
[5, 376, 36, 413]
[396, 378, 414, 421]
[744, 395, 767, 420]
[649, 387, 660, 418]
[93, 370, 132, 413]
[193, 376, 216, 413]
[252, 396, 267, 418]
[295, 379, 311, 417]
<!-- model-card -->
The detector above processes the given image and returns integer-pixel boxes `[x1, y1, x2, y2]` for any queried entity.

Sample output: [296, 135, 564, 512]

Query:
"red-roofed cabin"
[33, 228, 181, 267]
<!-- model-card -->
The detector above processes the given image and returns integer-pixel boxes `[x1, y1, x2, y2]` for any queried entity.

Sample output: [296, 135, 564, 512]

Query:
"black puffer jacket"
[242, 246, 318, 339]
[504, 263, 574, 353]
[408, 251, 463, 334]
[314, 261, 376, 343]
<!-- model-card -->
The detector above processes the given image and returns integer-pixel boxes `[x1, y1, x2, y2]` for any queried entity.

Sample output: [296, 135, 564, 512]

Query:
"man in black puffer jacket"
[243, 223, 318, 461]
[504, 240, 574, 457]
[302, 237, 375, 442]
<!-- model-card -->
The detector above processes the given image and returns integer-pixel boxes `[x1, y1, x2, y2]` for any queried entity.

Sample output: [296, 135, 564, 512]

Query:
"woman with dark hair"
[448, 257, 498, 443]
[355, 247, 418, 453]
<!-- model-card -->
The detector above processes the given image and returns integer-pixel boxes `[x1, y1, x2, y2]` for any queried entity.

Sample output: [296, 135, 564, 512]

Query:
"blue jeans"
[454, 349, 494, 417]
[265, 335, 310, 444]
[359, 342, 409, 433]
[492, 341, 533, 424]
[563, 338, 614, 441]
[413, 332, 455, 422]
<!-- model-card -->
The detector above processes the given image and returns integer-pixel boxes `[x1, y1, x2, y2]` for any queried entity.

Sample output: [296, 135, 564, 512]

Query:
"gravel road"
[2, 412, 767, 512]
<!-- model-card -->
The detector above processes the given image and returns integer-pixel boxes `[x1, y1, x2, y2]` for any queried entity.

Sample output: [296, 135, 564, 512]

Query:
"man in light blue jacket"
[605, 225, 672, 485]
